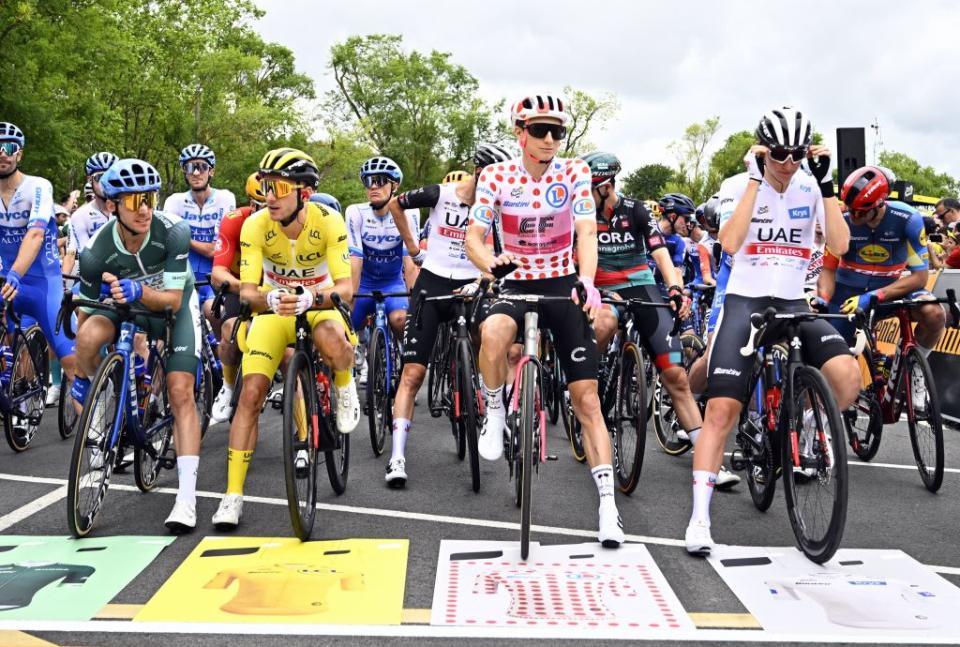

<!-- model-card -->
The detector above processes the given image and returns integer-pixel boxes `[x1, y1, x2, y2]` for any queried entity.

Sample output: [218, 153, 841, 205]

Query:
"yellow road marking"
[689, 612, 761, 629]
[401, 608, 432, 624]
[0, 630, 60, 646]
[95, 603, 142, 620]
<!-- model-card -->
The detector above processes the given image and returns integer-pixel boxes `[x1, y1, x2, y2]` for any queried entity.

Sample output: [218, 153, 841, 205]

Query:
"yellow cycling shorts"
[239, 310, 358, 378]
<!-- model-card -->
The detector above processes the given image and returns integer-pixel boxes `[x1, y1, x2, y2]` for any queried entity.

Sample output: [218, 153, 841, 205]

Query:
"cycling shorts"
[609, 284, 681, 372]
[218, 291, 242, 322]
[91, 288, 200, 375]
[196, 279, 215, 305]
[240, 309, 357, 378]
[11, 274, 75, 359]
[485, 274, 598, 384]
[828, 284, 935, 346]
[401, 269, 475, 367]
[706, 293, 850, 401]
[351, 281, 408, 331]
[707, 282, 728, 335]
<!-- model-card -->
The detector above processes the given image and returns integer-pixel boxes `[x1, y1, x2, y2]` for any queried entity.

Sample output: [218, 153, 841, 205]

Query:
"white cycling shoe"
[210, 385, 234, 424]
[685, 520, 714, 556]
[715, 465, 741, 490]
[385, 458, 407, 489]
[335, 380, 360, 434]
[212, 494, 243, 531]
[598, 503, 624, 548]
[165, 501, 196, 535]
[478, 413, 506, 461]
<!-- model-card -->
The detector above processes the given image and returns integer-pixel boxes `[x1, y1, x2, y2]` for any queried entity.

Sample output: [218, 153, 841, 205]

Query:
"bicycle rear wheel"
[196, 357, 214, 440]
[843, 388, 883, 462]
[614, 343, 647, 494]
[903, 347, 944, 492]
[652, 333, 703, 456]
[456, 339, 481, 493]
[58, 373, 79, 439]
[561, 381, 586, 463]
[135, 355, 174, 493]
[324, 366, 350, 495]
[542, 335, 560, 425]
[4, 327, 48, 452]
[781, 365, 847, 564]
[742, 370, 777, 511]
[427, 326, 448, 418]
[282, 350, 319, 541]
[517, 362, 538, 561]
[66, 352, 124, 538]
[366, 327, 388, 456]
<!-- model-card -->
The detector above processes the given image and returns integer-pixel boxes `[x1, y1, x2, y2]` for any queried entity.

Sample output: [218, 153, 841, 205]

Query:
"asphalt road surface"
[1, 390, 959, 647]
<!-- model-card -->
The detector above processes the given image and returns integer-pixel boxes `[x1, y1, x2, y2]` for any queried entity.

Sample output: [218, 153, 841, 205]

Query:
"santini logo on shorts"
[712, 367, 741, 376]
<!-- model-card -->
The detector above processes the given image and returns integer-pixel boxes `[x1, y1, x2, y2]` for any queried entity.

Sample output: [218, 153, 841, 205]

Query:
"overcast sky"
[255, 0, 960, 185]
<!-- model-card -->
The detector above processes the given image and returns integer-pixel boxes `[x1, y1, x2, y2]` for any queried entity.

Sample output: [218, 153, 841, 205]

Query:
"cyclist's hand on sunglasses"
[744, 145, 766, 182]
[807, 145, 835, 196]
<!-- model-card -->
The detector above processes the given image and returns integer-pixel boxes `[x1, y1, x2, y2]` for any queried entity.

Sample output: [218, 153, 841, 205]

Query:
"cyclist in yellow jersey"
[211, 148, 359, 531]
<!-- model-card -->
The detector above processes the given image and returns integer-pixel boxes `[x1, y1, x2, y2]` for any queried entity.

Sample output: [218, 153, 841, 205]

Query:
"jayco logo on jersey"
[361, 232, 402, 245]
[788, 207, 811, 220]
[0, 208, 30, 222]
[545, 183, 568, 208]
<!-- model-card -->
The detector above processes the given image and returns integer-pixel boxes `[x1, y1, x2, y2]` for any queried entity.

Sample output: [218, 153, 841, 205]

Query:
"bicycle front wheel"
[517, 362, 538, 561]
[843, 388, 883, 462]
[282, 350, 319, 541]
[196, 358, 214, 440]
[427, 326, 448, 418]
[614, 343, 647, 494]
[67, 352, 125, 538]
[366, 328, 388, 456]
[457, 339, 481, 493]
[903, 347, 944, 492]
[4, 327, 48, 452]
[781, 365, 848, 564]
[58, 374, 79, 439]
[135, 354, 174, 493]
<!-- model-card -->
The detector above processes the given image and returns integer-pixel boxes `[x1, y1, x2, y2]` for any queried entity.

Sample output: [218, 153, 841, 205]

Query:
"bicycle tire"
[457, 339, 482, 493]
[427, 326, 448, 418]
[652, 333, 703, 457]
[228, 367, 243, 424]
[66, 352, 125, 538]
[843, 389, 883, 462]
[3, 327, 48, 452]
[560, 375, 586, 463]
[324, 365, 350, 494]
[781, 365, 848, 564]
[743, 368, 777, 511]
[518, 362, 536, 561]
[903, 347, 944, 492]
[58, 373, 79, 439]
[366, 327, 388, 456]
[614, 342, 647, 494]
[282, 350, 319, 540]
[197, 358, 214, 440]
[542, 336, 560, 426]
[135, 355, 173, 493]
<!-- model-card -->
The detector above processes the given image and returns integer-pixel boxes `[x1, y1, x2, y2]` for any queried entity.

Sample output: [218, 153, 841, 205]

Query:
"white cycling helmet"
[756, 106, 812, 149]
[510, 94, 570, 127]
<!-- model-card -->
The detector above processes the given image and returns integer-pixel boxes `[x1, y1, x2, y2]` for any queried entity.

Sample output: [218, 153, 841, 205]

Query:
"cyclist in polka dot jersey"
[466, 93, 624, 549]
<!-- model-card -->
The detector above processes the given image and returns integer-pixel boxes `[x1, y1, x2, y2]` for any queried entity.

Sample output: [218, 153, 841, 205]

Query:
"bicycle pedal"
[729, 451, 746, 471]
[546, 454, 558, 461]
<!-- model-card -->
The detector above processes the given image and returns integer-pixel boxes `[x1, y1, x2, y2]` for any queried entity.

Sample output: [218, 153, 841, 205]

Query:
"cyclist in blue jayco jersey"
[345, 156, 418, 334]
[0, 122, 78, 394]
[162, 144, 235, 317]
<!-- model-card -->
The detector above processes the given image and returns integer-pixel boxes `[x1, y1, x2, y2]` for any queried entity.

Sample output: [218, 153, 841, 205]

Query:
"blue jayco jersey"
[0, 174, 61, 279]
[162, 188, 235, 278]
[345, 202, 419, 287]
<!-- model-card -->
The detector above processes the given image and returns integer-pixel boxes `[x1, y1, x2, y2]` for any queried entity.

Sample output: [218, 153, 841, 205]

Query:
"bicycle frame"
[509, 310, 547, 463]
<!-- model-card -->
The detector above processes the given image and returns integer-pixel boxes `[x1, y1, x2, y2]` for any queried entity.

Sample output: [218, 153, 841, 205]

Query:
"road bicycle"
[0, 287, 49, 453]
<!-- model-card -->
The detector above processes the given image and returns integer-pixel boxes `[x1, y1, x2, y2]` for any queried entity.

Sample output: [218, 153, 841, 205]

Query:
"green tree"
[667, 117, 721, 202]
[560, 86, 620, 157]
[325, 34, 502, 188]
[706, 130, 755, 190]
[620, 164, 676, 201]
[878, 151, 959, 198]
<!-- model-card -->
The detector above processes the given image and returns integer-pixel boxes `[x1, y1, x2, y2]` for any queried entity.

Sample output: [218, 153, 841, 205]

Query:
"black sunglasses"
[524, 123, 567, 140]
[768, 147, 807, 163]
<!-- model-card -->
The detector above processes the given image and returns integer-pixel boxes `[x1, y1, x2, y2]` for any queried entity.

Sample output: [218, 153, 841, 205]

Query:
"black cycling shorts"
[401, 269, 475, 367]
[614, 284, 682, 372]
[485, 275, 598, 383]
[706, 293, 850, 401]
[218, 291, 242, 322]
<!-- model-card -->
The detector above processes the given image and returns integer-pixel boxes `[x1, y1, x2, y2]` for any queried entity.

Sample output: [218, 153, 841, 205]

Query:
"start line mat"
[431, 540, 693, 634]
[708, 545, 960, 638]
[0, 535, 173, 621]
[136, 537, 408, 625]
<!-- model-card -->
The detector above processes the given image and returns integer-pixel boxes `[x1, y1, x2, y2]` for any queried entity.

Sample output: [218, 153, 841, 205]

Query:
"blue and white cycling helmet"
[100, 159, 162, 199]
[85, 151, 118, 176]
[309, 192, 342, 214]
[178, 143, 216, 168]
[0, 122, 25, 147]
[359, 156, 402, 185]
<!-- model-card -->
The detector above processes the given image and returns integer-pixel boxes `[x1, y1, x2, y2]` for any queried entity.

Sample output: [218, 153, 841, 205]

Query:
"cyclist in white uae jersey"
[685, 106, 860, 556]
[466, 93, 625, 548]
[63, 152, 117, 277]
[379, 143, 512, 488]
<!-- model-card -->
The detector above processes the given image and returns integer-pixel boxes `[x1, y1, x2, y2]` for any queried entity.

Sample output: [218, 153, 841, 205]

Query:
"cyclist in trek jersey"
[379, 142, 513, 488]
[687, 205, 716, 286]
[817, 165, 945, 404]
[73, 158, 202, 533]
[63, 152, 117, 277]
[345, 157, 418, 335]
[466, 93, 624, 547]
[685, 107, 860, 556]
[162, 144, 236, 317]
[209, 173, 266, 424]
[0, 122, 79, 426]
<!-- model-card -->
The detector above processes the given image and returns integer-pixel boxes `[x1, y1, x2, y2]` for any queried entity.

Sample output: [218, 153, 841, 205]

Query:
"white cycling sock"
[391, 418, 411, 461]
[690, 470, 716, 526]
[483, 379, 504, 416]
[175, 455, 199, 505]
[687, 426, 702, 445]
[591, 464, 615, 501]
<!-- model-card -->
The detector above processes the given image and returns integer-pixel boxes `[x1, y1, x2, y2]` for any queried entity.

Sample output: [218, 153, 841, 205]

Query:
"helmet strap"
[280, 192, 304, 227]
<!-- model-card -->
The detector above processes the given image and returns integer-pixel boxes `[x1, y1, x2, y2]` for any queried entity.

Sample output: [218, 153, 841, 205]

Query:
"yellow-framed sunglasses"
[259, 177, 302, 199]
[119, 191, 159, 211]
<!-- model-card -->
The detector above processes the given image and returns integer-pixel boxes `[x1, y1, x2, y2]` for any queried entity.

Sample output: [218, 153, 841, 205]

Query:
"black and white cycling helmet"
[85, 152, 118, 176]
[0, 122, 24, 147]
[755, 106, 812, 150]
[473, 143, 513, 170]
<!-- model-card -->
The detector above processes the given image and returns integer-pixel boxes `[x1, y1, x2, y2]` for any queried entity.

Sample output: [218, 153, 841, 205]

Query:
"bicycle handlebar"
[413, 279, 492, 330]
[353, 291, 411, 300]
[868, 288, 959, 329]
[600, 296, 684, 337]
[739, 307, 860, 357]
[56, 291, 175, 347]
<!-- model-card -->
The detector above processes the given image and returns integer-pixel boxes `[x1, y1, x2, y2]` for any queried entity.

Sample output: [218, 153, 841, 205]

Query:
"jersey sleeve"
[66, 218, 80, 255]
[822, 246, 840, 271]
[163, 220, 192, 290]
[716, 175, 746, 229]
[239, 216, 264, 285]
[401, 209, 420, 256]
[78, 233, 105, 301]
[905, 212, 930, 271]
[213, 210, 243, 269]
[398, 185, 441, 210]
[468, 169, 498, 231]
[345, 205, 364, 258]
[570, 160, 596, 222]
[671, 236, 687, 267]
[27, 178, 55, 232]
[161, 195, 177, 215]
[324, 211, 352, 282]
[631, 200, 665, 252]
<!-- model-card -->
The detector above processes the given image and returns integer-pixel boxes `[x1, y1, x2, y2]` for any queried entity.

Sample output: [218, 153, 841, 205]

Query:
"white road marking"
[722, 452, 960, 475]
[0, 485, 67, 532]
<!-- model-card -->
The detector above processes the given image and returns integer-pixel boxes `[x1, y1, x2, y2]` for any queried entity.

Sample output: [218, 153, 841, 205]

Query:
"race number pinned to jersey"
[136, 537, 408, 625]
[431, 540, 692, 636]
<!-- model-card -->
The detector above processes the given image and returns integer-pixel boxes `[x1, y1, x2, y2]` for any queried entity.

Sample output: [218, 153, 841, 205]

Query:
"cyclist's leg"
[70, 313, 117, 402]
[384, 289, 409, 337]
[14, 276, 77, 377]
[212, 292, 243, 422]
[350, 294, 376, 332]
[310, 308, 360, 433]
[689, 277, 727, 395]
[593, 298, 620, 352]
[905, 289, 946, 352]
[796, 312, 860, 410]
[477, 293, 520, 460]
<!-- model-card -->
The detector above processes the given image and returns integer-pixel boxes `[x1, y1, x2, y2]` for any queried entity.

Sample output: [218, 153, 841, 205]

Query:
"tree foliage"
[560, 86, 620, 158]
[878, 151, 959, 198]
[620, 164, 676, 201]
[665, 117, 721, 203]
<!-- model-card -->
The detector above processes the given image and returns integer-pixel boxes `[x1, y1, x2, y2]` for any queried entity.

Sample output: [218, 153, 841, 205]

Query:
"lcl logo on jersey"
[545, 183, 568, 208]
